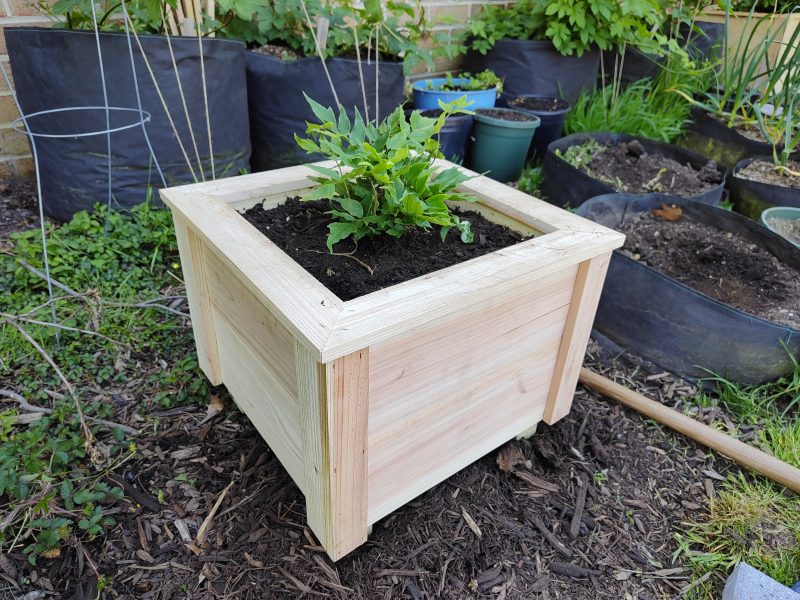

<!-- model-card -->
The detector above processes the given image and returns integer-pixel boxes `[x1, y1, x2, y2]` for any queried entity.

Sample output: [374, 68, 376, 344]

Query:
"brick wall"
[0, 0, 495, 180]
[0, 0, 50, 179]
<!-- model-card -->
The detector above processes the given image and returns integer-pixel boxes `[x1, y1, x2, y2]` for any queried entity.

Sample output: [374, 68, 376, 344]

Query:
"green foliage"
[566, 46, 713, 142]
[465, 0, 668, 57]
[517, 166, 544, 197]
[38, 0, 174, 34]
[295, 96, 477, 251]
[556, 139, 605, 171]
[429, 70, 504, 93]
[221, 0, 442, 72]
[677, 352, 800, 597]
[1, 203, 209, 562]
[675, 475, 800, 595]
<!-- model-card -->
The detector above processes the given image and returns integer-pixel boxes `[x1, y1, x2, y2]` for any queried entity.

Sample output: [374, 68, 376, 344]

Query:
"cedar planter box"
[160, 161, 623, 560]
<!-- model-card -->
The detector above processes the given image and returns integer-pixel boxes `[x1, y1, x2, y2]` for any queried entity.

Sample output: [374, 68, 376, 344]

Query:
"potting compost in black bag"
[247, 54, 405, 171]
[577, 194, 800, 385]
[462, 40, 599, 105]
[541, 132, 727, 208]
[7, 27, 250, 222]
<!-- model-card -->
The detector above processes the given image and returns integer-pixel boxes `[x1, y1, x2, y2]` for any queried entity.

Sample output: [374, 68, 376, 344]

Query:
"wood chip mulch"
[2, 340, 743, 599]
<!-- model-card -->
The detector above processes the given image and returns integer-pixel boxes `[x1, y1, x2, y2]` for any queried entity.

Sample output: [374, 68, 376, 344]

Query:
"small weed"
[517, 167, 544, 198]
[556, 139, 604, 171]
[675, 475, 800, 590]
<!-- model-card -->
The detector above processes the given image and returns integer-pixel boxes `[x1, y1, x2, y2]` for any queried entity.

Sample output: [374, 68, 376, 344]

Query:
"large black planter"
[680, 108, 800, 173]
[540, 132, 726, 208]
[7, 27, 250, 222]
[246, 53, 404, 171]
[729, 157, 800, 220]
[462, 39, 599, 105]
[577, 194, 800, 384]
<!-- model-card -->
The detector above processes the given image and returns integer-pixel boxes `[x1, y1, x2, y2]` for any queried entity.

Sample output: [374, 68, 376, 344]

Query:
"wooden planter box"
[161, 161, 624, 560]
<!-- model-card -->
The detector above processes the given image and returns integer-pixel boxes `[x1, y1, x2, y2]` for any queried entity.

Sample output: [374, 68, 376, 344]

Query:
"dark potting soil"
[240, 197, 526, 301]
[766, 216, 800, 245]
[251, 43, 300, 61]
[737, 158, 800, 190]
[507, 96, 569, 112]
[0, 180, 38, 239]
[476, 108, 539, 122]
[586, 140, 722, 196]
[618, 211, 800, 329]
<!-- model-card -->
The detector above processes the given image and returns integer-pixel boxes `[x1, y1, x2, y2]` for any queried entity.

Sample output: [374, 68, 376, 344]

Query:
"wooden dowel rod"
[578, 367, 800, 494]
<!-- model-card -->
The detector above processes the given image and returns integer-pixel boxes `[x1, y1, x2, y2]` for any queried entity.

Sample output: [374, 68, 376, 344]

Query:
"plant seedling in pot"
[412, 70, 502, 110]
[295, 95, 478, 251]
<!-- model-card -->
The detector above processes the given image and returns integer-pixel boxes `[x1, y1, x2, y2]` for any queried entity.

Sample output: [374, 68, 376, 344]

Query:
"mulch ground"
[3, 341, 741, 600]
[1, 184, 745, 599]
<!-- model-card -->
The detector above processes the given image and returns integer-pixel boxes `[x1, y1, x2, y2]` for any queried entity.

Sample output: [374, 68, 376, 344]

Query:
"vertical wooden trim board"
[161, 160, 624, 560]
[543, 252, 612, 424]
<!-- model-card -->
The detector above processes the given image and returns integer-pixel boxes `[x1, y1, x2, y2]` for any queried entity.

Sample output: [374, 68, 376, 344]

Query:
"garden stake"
[578, 367, 800, 493]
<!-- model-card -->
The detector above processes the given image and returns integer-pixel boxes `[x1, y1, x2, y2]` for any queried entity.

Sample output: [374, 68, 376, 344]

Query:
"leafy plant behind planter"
[430, 70, 504, 92]
[295, 95, 476, 250]
[566, 53, 713, 142]
[464, 0, 669, 56]
[223, 0, 442, 71]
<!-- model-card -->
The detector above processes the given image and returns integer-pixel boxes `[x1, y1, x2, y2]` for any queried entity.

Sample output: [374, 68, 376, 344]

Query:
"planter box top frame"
[160, 160, 625, 365]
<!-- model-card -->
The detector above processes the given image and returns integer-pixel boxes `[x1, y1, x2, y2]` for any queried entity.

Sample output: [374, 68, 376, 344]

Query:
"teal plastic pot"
[469, 108, 540, 182]
[761, 206, 800, 249]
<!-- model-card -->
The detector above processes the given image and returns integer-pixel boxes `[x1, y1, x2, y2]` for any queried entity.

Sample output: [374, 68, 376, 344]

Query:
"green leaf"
[337, 197, 364, 218]
[326, 222, 360, 251]
[303, 184, 337, 201]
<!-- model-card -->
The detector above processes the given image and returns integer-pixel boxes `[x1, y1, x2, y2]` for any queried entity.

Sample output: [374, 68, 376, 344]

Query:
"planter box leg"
[173, 217, 222, 385]
[544, 253, 611, 424]
[297, 343, 369, 560]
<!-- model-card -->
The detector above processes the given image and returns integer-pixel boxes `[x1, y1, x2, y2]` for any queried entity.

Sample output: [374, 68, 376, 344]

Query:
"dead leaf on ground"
[200, 394, 225, 425]
[496, 444, 530, 472]
[652, 203, 682, 222]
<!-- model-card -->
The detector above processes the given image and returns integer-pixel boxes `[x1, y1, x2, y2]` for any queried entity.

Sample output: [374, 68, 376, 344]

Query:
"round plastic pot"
[411, 78, 496, 110]
[6, 27, 250, 222]
[576, 193, 800, 384]
[462, 39, 599, 105]
[541, 132, 727, 208]
[246, 53, 404, 171]
[498, 94, 570, 163]
[729, 157, 800, 219]
[469, 109, 540, 182]
[420, 110, 473, 164]
[761, 206, 800, 249]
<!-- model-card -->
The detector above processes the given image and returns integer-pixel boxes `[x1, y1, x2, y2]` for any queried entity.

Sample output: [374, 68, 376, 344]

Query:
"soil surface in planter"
[251, 43, 301, 60]
[507, 96, 569, 112]
[477, 108, 539, 122]
[737, 158, 800, 190]
[617, 211, 800, 329]
[241, 197, 526, 300]
[765, 216, 800, 245]
[585, 140, 722, 196]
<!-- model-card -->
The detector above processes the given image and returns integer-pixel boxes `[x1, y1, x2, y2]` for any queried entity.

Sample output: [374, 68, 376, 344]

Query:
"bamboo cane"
[578, 367, 800, 494]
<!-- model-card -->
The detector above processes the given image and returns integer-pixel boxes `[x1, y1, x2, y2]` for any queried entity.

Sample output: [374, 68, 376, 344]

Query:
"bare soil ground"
[0, 181, 38, 241]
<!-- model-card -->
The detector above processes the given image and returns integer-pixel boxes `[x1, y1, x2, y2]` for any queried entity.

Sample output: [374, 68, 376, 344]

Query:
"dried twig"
[307, 249, 374, 275]
[194, 480, 234, 546]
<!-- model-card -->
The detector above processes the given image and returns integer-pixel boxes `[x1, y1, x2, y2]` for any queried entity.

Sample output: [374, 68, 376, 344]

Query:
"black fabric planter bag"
[729, 157, 800, 220]
[7, 27, 250, 222]
[540, 132, 727, 208]
[576, 194, 800, 384]
[680, 108, 800, 173]
[462, 40, 599, 105]
[247, 54, 405, 171]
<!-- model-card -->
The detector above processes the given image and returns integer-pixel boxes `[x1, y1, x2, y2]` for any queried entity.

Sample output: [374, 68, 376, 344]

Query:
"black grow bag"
[7, 27, 250, 222]
[540, 132, 726, 208]
[729, 156, 800, 220]
[462, 40, 599, 105]
[577, 194, 800, 384]
[680, 108, 800, 173]
[247, 54, 404, 171]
